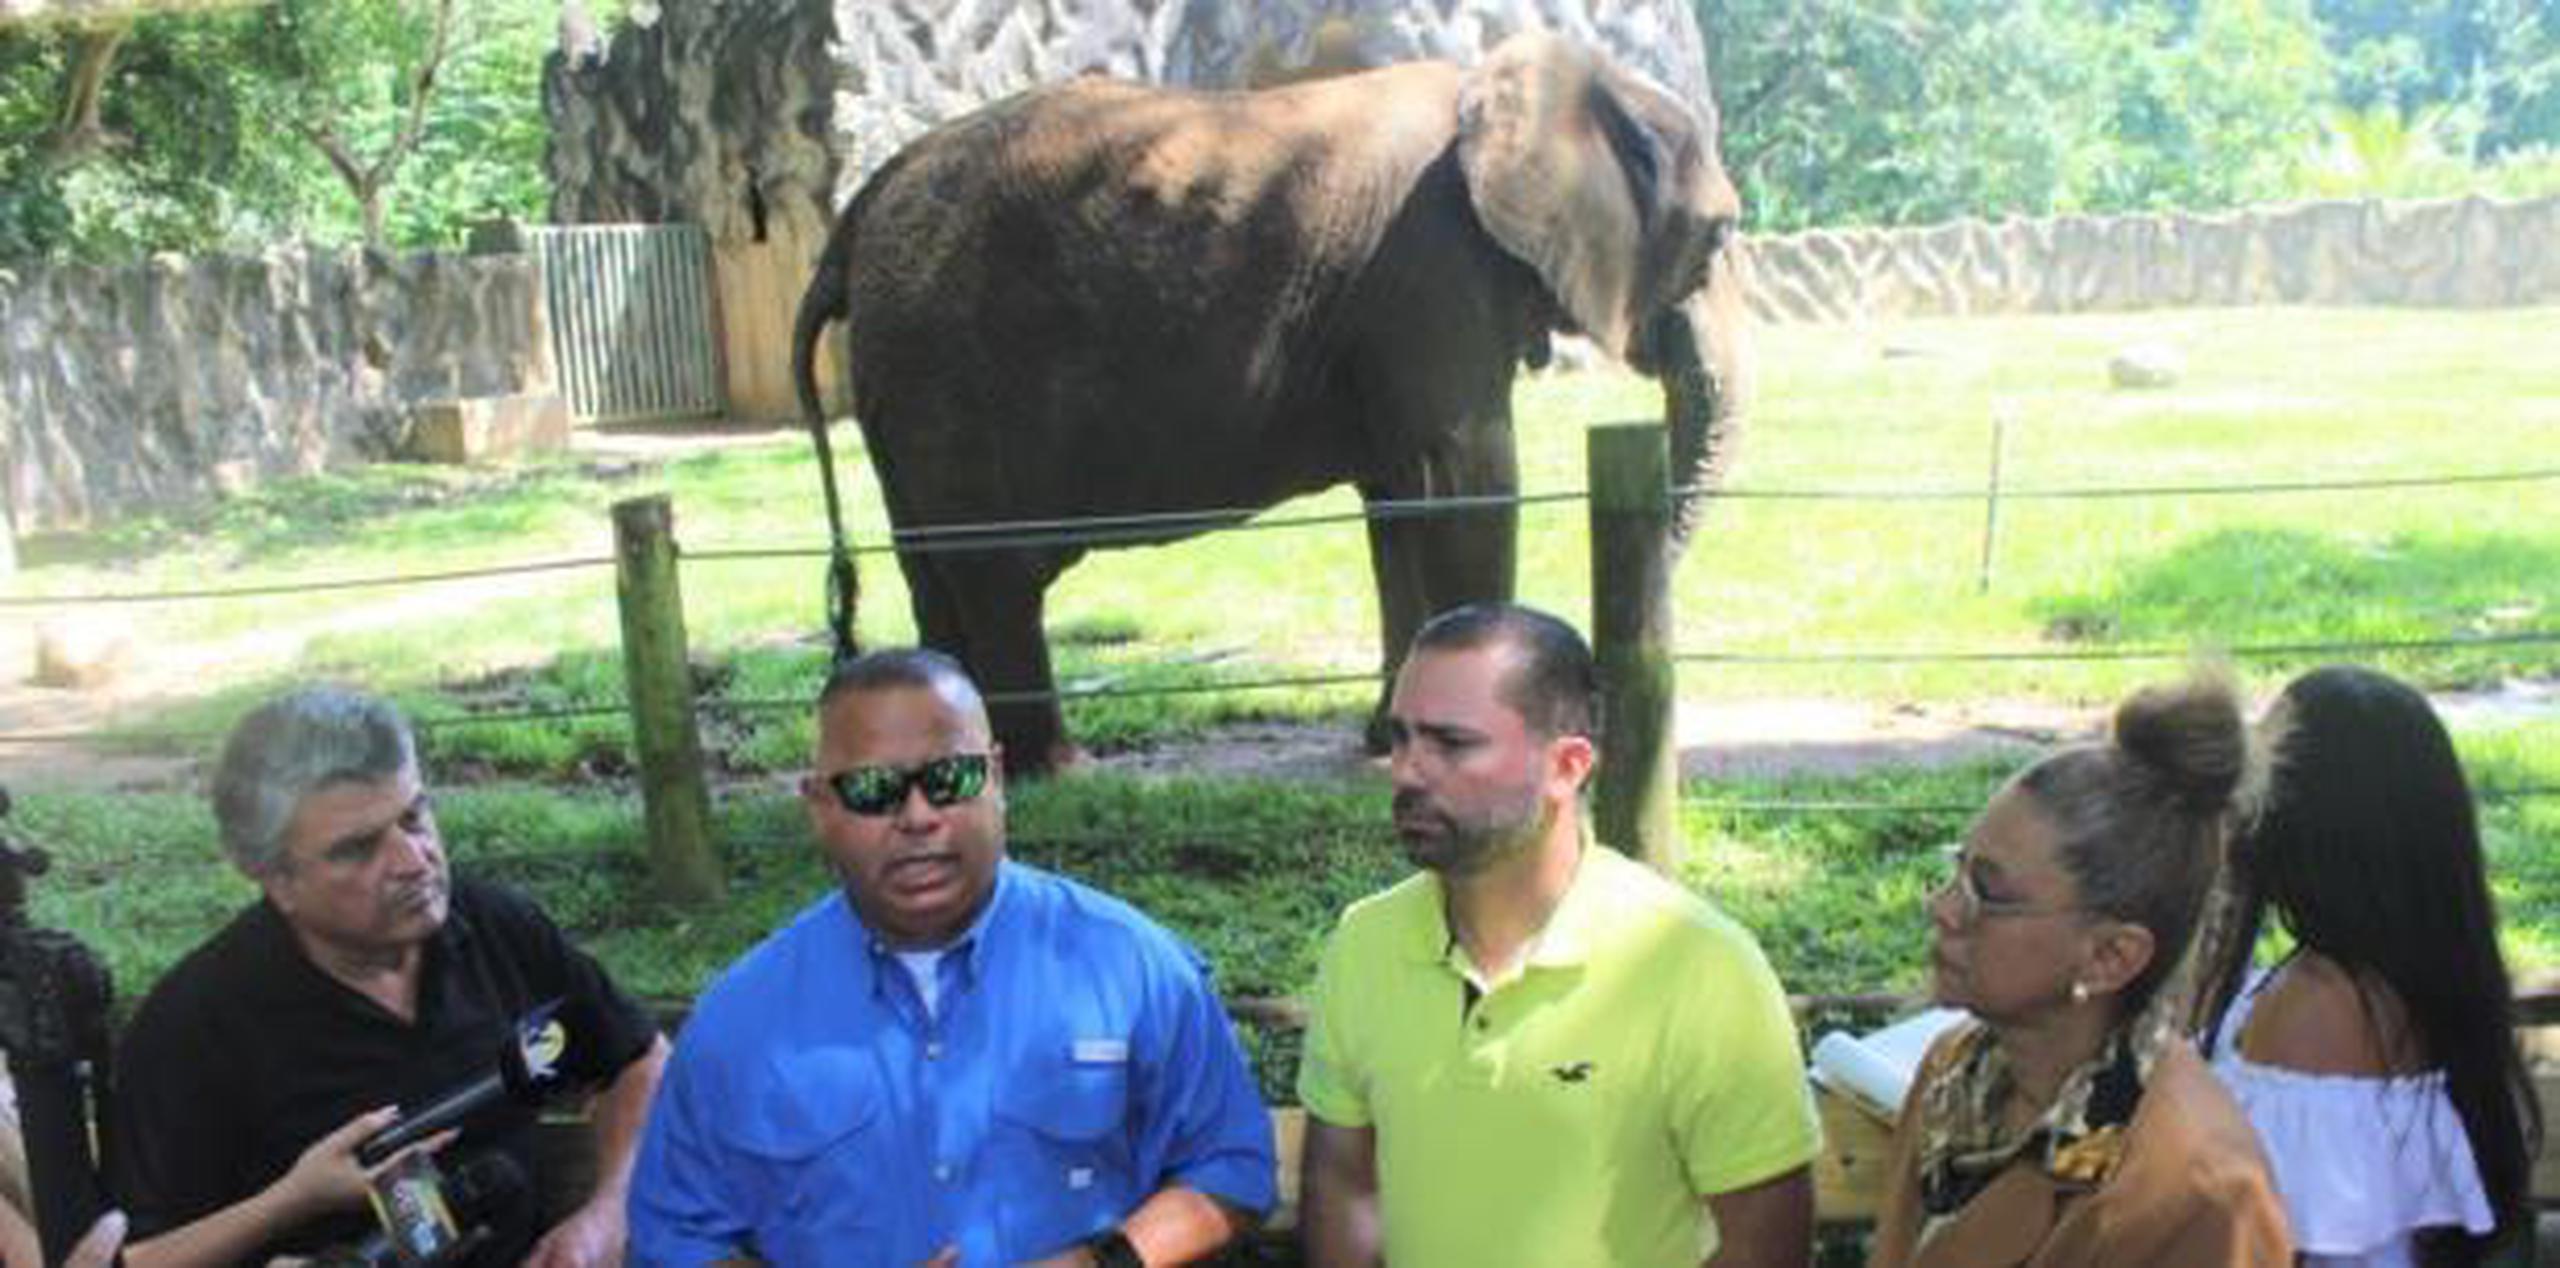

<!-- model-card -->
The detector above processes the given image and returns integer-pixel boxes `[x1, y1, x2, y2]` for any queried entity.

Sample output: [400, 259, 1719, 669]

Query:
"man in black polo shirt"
[108, 687, 668, 1268]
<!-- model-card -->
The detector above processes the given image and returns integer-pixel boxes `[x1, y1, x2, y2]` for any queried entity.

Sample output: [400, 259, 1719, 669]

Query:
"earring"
[2070, 980, 2090, 1004]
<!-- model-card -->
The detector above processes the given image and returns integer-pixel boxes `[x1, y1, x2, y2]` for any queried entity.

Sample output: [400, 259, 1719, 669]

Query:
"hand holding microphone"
[310, 1004, 569, 1267]
[274, 1108, 442, 1225]
[357, 1002, 569, 1169]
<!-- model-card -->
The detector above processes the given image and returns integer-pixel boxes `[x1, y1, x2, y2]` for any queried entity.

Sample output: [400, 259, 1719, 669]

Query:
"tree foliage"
[1701, 0, 2555, 231]
[0, 1, 2554, 258]
[2313, 0, 2559, 156]
[252, 0, 462, 248]
[0, 0, 556, 259]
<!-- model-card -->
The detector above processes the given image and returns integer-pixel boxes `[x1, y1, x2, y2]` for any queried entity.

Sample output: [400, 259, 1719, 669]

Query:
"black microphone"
[321, 1151, 528, 1268]
[358, 1002, 569, 1168]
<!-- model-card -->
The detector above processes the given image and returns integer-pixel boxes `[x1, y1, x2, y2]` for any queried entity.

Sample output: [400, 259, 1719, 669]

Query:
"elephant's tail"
[794, 225, 862, 663]
[791, 237, 847, 433]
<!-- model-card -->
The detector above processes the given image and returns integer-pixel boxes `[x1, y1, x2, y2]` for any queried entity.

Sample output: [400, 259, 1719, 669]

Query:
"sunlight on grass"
[7, 307, 2554, 1003]
[18, 306, 2553, 738]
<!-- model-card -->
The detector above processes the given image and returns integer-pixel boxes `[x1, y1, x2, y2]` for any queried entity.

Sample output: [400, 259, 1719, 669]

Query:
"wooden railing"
[530, 991, 2560, 1246]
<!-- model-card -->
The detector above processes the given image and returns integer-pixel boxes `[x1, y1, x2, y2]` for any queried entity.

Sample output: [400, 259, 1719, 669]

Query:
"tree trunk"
[43, 21, 128, 165]
[358, 182, 386, 250]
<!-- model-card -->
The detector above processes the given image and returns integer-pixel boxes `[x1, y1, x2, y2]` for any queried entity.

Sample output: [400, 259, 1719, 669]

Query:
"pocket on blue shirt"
[728, 1049, 893, 1254]
[991, 1045, 1135, 1256]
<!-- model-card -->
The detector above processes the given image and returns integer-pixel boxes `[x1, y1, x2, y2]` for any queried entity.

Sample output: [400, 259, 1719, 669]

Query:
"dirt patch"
[1676, 697, 2072, 782]
[572, 418, 810, 459]
[1095, 722, 1383, 782]
[1086, 697, 2089, 787]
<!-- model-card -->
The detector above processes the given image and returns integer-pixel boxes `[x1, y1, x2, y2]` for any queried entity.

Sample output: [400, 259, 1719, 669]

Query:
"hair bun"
[2111, 667, 2267, 818]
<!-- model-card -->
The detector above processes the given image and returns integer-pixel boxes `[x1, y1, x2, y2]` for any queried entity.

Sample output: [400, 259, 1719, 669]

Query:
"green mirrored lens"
[828, 754, 990, 816]
[922, 753, 989, 804]
[831, 766, 909, 815]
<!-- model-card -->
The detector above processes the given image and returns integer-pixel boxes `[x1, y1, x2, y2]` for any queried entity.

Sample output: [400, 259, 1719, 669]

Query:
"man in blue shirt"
[630, 648, 1275, 1267]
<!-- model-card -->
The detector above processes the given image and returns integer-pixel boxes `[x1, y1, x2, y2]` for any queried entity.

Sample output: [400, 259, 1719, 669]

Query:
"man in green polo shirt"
[1298, 602, 1819, 1268]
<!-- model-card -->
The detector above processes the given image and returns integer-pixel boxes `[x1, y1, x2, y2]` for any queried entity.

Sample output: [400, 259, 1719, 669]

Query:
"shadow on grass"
[2035, 528, 2560, 684]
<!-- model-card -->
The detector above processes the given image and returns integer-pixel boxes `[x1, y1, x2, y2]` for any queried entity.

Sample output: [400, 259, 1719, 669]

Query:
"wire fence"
[1683, 785, 2560, 818]
[5, 462, 2554, 609]
[1668, 465, 2560, 504]
[1677, 628, 2560, 667]
[4, 449, 2552, 836]
[7, 621, 2554, 750]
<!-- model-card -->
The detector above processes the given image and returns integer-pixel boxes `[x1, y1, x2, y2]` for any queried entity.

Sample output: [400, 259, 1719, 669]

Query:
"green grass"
[3, 306, 2554, 1018]
[19, 306, 2552, 772]
[13, 711, 2550, 1018]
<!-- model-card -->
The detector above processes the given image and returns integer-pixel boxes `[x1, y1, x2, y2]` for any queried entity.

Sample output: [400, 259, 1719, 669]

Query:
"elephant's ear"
[1457, 33, 1733, 364]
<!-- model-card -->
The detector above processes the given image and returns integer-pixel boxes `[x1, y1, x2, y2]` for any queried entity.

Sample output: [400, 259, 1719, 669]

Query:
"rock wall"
[0, 247, 552, 531]
[546, 0, 842, 252]
[1740, 195, 2560, 323]
[542, 0, 1712, 243]
[542, 0, 1715, 419]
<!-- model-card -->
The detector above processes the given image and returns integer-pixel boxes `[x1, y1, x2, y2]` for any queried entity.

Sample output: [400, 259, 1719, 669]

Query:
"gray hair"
[211, 687, 418, 875]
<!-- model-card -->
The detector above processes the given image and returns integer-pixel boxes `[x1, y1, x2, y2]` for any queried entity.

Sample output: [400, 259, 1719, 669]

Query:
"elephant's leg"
[1357, 418, 1523, 751]
[1417, 424, 1521, 616]
[944, 549, 1081, 778]
[1361, 500, 1436, 753]
[897, 547, 969, 661]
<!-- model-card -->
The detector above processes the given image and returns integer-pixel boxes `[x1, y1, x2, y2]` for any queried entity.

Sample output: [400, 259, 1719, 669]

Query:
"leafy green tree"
[1702, 0, 2119, 229]
[1698, 0, 2332, 228]
[2302, 101, 2473, 196]
[380, 6, 554, 243]
[2310, 0, 2556, 157]
[0, 15, 299, 259]
[245, 0, 459, 248]
[0, 0, 556, 260]
[2093, 0, 2335, 209]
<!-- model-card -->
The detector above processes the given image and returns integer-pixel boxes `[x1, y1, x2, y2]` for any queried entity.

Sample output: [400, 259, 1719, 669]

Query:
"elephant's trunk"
[1647, 267, 1748, 548]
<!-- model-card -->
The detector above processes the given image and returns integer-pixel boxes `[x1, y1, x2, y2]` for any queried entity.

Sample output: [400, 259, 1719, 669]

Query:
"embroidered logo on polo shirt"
[1550, 1060, 1596, 1085]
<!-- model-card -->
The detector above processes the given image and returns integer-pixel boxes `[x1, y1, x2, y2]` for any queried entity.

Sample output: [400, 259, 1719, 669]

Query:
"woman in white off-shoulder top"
[2197, 666, 2540, 1268]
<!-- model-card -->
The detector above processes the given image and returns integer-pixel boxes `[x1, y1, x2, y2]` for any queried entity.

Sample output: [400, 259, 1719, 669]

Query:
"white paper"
[1809, 1007, 1969, 1117]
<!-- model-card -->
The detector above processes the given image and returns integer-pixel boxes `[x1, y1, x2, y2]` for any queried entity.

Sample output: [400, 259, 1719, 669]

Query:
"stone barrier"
[1738, 195, 2560, 323]
[4, 194, 2551, 535]
[0, 246, 554, 532]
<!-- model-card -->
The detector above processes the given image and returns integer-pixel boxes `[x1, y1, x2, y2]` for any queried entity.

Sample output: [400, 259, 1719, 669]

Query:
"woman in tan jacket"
[1870, 674, 2291, 1268]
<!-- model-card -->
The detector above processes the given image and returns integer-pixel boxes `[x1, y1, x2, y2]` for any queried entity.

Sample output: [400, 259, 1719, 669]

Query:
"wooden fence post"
[1977, 409, 2009, 594]
[1588, 423, 1682, 872]
[612, 495, 724, 904]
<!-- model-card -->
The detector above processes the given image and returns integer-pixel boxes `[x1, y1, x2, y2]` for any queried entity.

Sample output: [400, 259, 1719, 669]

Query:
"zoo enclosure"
[7, 194, 2557, 543]
[526, 225, 725, 425]
[6, 431, 2557, 897]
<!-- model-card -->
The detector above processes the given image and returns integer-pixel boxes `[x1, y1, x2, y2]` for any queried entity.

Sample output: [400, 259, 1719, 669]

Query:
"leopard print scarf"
[1912, 876, 2238, 1225]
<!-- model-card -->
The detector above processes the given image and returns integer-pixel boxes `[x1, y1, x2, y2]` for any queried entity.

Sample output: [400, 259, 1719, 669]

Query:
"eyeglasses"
[825, 753, 992, 817]
[1932, 843, 2082, 925]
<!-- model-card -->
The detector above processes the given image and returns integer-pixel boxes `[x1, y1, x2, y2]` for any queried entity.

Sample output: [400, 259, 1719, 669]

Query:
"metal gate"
[529, 224, 725, 424]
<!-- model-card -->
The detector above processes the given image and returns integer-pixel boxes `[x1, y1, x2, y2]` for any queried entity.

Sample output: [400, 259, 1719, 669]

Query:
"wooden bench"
[529, 994, 2560, 1248]
[1239, 1092, 1890, 1230]
[531, 1089, 1893, 1232]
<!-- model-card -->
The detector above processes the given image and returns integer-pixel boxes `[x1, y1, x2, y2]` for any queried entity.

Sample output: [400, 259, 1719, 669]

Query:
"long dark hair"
[2199, 665, 2539, 1267]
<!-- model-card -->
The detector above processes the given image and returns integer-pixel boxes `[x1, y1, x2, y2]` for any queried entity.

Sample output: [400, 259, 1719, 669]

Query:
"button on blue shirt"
[631, 863, 1276, 1267]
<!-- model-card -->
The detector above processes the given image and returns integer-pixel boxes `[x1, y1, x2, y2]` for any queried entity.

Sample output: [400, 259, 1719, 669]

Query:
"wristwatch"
[1084, 1228, 1144, 1268]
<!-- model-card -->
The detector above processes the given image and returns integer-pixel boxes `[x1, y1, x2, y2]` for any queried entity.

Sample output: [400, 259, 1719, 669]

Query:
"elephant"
[793, 30, 1747, 775]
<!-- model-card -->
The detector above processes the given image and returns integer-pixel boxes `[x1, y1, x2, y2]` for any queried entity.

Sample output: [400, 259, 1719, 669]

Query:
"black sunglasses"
[825, 753, 992, 816]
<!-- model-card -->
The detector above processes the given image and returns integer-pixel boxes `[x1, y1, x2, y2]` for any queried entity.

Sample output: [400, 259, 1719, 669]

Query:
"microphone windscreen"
[443, 1151, 530, 1223]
